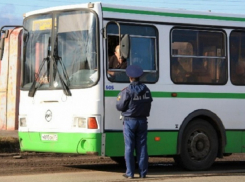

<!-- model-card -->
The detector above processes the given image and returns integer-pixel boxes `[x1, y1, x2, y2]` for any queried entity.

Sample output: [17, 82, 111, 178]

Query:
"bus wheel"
[178, 119, 218, 171]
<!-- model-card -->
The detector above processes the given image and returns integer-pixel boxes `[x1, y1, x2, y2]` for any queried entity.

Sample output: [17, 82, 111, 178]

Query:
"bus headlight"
[74, 117, 86, 128]
[19, 117, 27, 127]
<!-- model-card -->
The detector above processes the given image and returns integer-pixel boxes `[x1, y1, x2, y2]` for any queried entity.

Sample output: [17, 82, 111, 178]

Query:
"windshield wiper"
[53, 36, 71, 96]
[28, 36, 71, 97]
[28, 37, 51, 97]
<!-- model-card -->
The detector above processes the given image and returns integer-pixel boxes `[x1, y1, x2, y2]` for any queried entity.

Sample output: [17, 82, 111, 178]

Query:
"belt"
[124, 116, 147, 120]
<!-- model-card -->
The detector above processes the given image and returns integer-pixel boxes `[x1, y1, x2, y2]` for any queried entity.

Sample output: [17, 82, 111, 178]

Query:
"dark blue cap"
[126, 65, 143, 78]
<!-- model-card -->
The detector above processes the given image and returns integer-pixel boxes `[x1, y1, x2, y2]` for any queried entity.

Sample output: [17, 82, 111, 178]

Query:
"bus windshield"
[22, 10, 98, 90]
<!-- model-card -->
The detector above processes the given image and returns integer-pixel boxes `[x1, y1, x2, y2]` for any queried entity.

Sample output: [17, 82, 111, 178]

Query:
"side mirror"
[0, 38, 5, 61]
[0, 30, 9, 61]
[102, 27, 107, 39]
[23, 31, 29, 43]
[120, 34, 130, 59]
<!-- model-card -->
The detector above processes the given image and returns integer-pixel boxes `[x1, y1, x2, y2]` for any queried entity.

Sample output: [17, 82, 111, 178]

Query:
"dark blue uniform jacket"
[116, 81, 153, 117]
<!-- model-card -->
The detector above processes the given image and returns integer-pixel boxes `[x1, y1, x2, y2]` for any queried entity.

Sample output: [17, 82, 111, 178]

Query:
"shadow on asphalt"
[66, 161, 245, 176]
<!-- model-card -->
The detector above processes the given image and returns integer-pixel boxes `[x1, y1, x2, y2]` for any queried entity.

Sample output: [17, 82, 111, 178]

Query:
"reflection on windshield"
[23, 15, 51, 90]
[22, 10, 98, 91]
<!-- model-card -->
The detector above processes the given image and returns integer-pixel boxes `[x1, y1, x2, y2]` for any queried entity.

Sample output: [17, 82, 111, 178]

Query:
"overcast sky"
[1, 0, 245, 28]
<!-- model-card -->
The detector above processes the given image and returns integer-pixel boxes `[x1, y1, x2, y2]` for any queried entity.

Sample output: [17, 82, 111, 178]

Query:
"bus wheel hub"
[188, 132, 210, 160]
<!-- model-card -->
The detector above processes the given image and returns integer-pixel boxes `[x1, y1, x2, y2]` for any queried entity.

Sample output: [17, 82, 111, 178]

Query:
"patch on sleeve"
[117, 95, 121, 101]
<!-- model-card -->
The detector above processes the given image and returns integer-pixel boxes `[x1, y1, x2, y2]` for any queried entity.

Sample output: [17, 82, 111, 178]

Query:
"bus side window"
[171, 28, 226, 85]
[230, 31, 245, 85]
[106, 23, 158, 83]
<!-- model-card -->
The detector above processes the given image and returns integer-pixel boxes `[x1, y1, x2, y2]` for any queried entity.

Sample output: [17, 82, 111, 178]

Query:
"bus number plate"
[41, 134, 58, 141]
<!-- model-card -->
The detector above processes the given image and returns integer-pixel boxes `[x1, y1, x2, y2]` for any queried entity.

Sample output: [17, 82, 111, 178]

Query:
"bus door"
[103, 21, 129, 131]
[102, 20, 158, 156]
[0, 27, 22, 130]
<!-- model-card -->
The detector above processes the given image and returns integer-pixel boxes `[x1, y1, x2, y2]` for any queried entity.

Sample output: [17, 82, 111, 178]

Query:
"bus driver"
[109, 45, 127, 69]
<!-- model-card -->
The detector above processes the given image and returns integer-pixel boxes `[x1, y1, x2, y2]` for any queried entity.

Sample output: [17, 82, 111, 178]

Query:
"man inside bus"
[108, 45, 127, 79]
[109, 45, 127, 69]
[232, 58, 245, 84]
[171, 58, 189, 82]
[230, 39, 244, 84]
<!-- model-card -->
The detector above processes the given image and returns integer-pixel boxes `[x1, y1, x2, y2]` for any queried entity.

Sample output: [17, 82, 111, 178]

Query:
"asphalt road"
[1, 172, 244, 182]
[0, 153, 245, 182]
[1, 131, 245, 181]
[1, 167, 245, 182]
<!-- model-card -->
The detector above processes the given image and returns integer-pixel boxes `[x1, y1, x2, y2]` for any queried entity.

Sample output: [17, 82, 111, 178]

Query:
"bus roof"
[24, 2, 245, 27]
[101, 3, 245, 27]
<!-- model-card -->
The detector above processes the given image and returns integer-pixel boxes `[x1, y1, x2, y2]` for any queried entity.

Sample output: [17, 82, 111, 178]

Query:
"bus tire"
[178, 119, 218, 171]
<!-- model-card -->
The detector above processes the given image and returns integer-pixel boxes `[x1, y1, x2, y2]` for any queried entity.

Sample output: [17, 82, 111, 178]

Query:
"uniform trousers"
[123, 118, 148, 177]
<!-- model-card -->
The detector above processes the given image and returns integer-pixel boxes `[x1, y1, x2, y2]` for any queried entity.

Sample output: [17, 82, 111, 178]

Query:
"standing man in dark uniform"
[116, 65, 153, 179]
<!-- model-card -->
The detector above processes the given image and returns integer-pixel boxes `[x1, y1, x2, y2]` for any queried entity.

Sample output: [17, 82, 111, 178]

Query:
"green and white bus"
[19, 2, 245, 171]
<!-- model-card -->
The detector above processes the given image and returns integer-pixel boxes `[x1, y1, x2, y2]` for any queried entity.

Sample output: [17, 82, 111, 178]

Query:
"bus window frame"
[106, 22, 159, 83]
[170, 27, 227, 85]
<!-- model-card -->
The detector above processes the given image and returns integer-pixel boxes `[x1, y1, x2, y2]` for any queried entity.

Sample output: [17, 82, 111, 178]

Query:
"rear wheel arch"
[177, 109, 226, 158]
